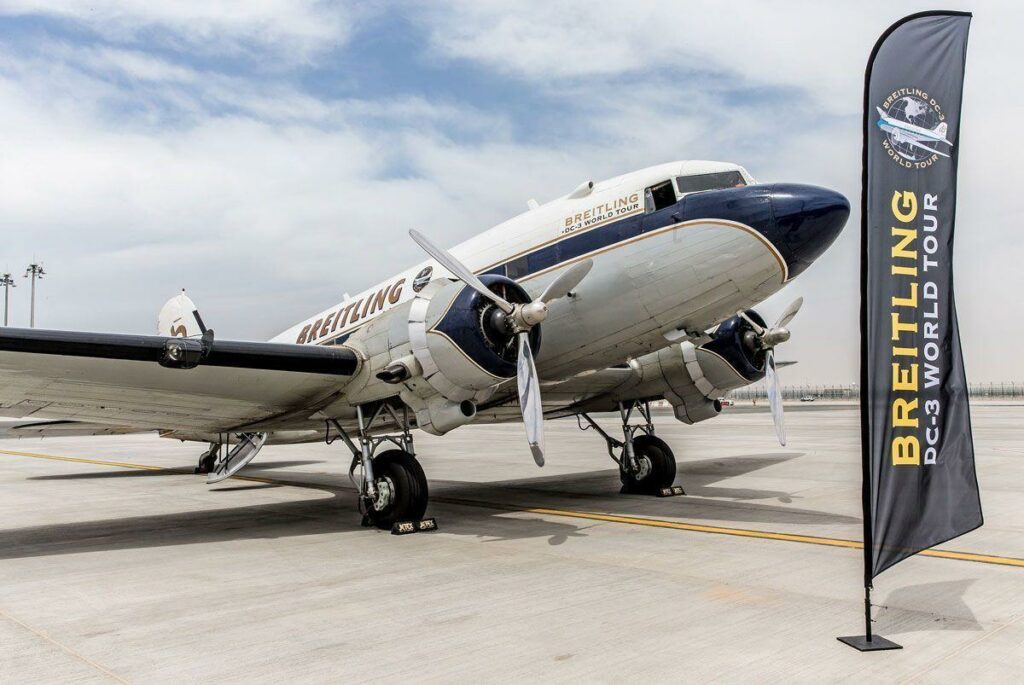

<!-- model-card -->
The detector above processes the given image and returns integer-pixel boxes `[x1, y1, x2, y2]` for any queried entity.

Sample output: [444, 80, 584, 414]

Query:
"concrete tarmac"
[0, 404, 1021, 683]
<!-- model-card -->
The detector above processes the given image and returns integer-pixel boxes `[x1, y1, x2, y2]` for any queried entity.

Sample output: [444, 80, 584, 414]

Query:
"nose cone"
[766, 184, 850, 279]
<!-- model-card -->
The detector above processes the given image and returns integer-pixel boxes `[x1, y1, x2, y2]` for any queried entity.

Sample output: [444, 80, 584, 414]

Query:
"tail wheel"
[364, 450, 428, 530]
[620, 434, 676, 494]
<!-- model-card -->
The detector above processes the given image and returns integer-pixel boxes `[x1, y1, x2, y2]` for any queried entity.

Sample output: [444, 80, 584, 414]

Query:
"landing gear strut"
[326, 401, 433, 532]
[195, 443, 219, 474]
[578, 400, 681, 496]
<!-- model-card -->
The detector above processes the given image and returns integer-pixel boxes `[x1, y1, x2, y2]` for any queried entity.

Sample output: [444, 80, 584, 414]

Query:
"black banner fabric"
[862, 12, 982, 580]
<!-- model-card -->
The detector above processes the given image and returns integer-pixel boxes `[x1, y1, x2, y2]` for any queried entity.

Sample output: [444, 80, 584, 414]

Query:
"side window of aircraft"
[506, 255, 530, 280]
[644, 180, 676, 213]
[675, 171, 747, 194]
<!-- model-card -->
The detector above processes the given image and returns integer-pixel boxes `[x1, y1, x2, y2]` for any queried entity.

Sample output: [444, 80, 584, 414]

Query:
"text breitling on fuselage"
[295, 277, 406, 344]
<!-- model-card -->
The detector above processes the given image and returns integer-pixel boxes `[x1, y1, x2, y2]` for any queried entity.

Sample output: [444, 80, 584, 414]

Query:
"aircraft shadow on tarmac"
[26, 460, 325, 480]
[1, 452, 858, 560]
[471, 453, 806, 502]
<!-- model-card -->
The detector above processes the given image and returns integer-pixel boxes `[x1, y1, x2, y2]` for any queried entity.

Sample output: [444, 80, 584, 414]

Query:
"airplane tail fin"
[158, 290, 207, 338]
[934, 121, 948, 139]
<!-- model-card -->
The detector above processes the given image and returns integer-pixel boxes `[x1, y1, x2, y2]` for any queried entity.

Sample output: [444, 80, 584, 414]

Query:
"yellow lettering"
[892, 435, 921, 466]
[892, 362, 918, 391]
[892, 281, 918, 308]
[892, 398, 919, 428]
[891, 190, 918, 222]
[891, 311, 918, 340]
[891, 227, 917, 261]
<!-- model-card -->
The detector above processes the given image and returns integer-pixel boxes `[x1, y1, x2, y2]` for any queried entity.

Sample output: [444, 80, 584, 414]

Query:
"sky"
[0, 0, 1021, 384]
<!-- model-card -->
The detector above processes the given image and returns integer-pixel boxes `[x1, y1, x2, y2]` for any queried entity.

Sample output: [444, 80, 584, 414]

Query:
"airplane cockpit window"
[644, 180, 676, 213]
[675, 171, 747, 194]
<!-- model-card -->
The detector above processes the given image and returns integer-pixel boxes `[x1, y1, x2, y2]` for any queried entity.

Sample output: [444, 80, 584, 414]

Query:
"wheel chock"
[657, 486, 686, 497]
[391, 518, 439, 535]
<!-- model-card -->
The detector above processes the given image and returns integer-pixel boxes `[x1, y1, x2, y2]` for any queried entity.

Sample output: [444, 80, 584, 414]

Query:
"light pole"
[24, 263, 45, 328]
[1, 272, 14, 326]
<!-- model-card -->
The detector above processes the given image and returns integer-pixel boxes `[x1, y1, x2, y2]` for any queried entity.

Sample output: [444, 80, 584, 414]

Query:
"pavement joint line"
[3, 448, 1022, 570]
[0, 606, 127, 684]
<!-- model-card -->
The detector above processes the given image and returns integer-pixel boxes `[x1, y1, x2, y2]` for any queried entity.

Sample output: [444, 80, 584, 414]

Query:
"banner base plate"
[837, 635, 902, 651]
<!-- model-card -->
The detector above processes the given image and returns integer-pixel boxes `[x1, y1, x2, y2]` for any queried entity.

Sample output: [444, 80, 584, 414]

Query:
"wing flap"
[0, 419, 140, 439]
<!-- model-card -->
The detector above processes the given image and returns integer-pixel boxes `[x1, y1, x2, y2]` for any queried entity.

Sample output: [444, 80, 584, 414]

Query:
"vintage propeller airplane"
[0, 161, 849, 529]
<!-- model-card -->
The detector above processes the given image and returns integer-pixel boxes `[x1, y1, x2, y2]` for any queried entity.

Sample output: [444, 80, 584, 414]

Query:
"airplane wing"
[895, 134, 950, 158]
[0, 328, 359, 435]
[0, 419, 141, 439]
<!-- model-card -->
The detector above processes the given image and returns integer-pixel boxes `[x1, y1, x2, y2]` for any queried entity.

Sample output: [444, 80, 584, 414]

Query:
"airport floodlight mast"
[1, 272, 15, 326]
[24, 263, 45, 328]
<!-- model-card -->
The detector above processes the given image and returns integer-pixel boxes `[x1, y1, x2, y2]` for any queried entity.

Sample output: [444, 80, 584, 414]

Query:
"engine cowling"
[609, 311, 770, 424]
[401, 274, 541, 434]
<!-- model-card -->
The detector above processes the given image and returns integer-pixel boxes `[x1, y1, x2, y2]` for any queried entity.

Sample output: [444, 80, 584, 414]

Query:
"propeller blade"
[539, 259, 593, 304]
[773, 296, 804, 330]
[516, 331, 545, 466]
[409, 229, 515, 314]
[765, 350, 786, 446]
[736, 310, 766, 335]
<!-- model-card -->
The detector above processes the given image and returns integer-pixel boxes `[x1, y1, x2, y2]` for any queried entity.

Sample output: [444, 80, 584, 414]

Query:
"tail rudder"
[158, 290, 207, 338]
[934, 121, 948, 139]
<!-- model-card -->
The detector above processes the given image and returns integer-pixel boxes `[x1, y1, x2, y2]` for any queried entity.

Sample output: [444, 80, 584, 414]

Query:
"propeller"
[737, 297, 803, 446]
[410, 229, 515, 315]
[409, 229, 592, 466]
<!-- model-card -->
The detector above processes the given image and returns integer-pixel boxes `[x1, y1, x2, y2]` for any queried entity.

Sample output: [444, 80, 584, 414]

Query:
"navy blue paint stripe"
[487, 185, 776, 282]
[320, 185, 780, 347]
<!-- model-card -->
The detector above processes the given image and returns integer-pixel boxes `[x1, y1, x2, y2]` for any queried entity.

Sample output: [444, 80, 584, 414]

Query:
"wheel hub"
[371, 476, 395, 511]
[632, 454, 652, 480]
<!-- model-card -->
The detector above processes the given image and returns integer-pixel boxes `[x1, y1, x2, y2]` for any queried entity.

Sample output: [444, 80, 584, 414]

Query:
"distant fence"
[728, 383, 1024, 401]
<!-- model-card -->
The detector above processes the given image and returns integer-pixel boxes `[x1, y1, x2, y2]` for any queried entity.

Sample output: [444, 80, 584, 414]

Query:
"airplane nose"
[766, 184, 850, 279]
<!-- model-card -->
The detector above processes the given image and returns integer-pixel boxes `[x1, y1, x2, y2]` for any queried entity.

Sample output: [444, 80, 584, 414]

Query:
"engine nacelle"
[613, 311, 769, 424]
[383, 274, 541, 435]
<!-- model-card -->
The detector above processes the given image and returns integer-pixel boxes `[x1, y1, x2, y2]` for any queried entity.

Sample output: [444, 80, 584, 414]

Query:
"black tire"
[364, 450, 429, 530]
[620, 434, 676, 494]
[638, 434, 675, 462]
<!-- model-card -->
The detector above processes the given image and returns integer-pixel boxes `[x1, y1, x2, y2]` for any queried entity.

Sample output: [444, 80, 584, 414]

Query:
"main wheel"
[363, 450, 428, 530]
[620, 434, 676, 494]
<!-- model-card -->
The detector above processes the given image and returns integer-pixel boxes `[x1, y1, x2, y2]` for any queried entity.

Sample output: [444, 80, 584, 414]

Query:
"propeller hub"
[762, 327, 791, 348]
[518, 301, 548, 328]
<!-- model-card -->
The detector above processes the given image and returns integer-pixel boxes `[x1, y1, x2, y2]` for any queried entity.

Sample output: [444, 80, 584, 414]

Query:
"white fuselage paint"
[272, 160, 788, 381]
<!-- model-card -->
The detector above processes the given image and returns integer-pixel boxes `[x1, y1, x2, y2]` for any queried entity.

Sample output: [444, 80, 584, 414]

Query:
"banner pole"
[864, 587, 872, 642]
[841, 8, 975, 653]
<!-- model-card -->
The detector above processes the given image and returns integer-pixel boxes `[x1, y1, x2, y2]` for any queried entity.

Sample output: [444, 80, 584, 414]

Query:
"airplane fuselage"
[273, 161, 848, 397]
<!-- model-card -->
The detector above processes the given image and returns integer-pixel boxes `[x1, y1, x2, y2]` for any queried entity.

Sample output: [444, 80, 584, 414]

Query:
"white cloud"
[424, 1, 1017, 113]
[0, 0, 353, 62]
[1, 1, 1022, 385]
[0, 37, 572, 340]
